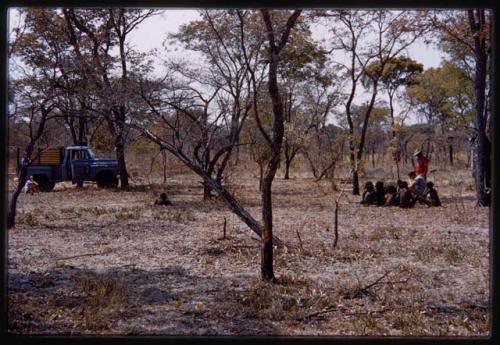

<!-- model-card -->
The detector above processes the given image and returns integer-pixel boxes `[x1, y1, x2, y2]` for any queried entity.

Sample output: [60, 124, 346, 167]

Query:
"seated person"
[425, 181, 441, 207]
[154, 192, 172, 206]
[408, 172, 431, 207]
[384, 184, 399, 206]
[398, 180, 415, 208]
[361, 181, 377, 205]
[374, 181, 386, 206]
[23, 176, 39, 194]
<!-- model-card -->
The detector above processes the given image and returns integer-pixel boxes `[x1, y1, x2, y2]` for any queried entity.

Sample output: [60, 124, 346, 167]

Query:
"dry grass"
[71, 272, 129, 331]
[7, 164, 490, 336]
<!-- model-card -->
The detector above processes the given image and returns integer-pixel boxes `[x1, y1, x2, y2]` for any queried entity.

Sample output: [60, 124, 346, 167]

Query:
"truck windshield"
[87, 149, 96, 160]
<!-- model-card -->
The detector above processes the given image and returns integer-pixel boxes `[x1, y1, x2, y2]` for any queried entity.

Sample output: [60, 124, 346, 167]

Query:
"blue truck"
[17, 146, 120, 191]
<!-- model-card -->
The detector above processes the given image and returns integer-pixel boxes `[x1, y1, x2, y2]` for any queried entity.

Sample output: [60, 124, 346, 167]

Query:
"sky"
[125, 9, 446, 125]
[126, 9, 445, 70]
[8, 8, 447, 73]
[9, 9, 448, 124]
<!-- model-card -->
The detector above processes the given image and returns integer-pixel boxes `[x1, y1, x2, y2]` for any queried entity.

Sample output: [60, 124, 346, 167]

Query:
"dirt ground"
[7, 165, 491, 336]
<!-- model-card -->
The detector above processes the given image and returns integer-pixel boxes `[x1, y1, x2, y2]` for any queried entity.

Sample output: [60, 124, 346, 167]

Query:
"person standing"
[413, 149, 429, 180]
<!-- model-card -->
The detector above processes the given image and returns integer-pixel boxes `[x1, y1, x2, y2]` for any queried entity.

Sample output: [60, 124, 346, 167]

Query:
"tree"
[130, 10, 302, 282]
[7, 68, 60, 228]
[63, 8, 158, 188]
[320, 10, 426, 194]
[14, 8, 106, 167]
[299, 80, 341, 181]
[258, 9, 302, 281]
[467, 9, 491, 206]
[406, 62, 475, 167]
[167, 10, 264, 199]
[429, 9, 491, 205]
[367, 56, 423, 178]
[276, 18, 330, 180]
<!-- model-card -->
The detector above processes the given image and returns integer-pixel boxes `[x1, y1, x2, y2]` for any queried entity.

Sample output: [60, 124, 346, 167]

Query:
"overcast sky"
[9, 8, 446, 76]
[126, 9, 445, 69]
[9, 8, 448, 124]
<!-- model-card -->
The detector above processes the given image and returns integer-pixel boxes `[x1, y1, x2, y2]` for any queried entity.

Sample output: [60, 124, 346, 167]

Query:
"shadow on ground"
[8, 265, 278, 335]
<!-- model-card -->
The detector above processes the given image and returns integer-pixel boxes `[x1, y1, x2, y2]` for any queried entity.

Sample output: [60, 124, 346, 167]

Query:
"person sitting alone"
[425, 181, 441, 207]
[23, 175, 39, 195]
[360, 181, 377, 205]
[408, 171, 431, 207]
[154, 192, 172, 206]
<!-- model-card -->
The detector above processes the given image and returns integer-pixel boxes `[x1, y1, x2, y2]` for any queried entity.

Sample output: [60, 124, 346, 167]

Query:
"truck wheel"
[96, 172, 118, 188]
[34, 175, 55, 192]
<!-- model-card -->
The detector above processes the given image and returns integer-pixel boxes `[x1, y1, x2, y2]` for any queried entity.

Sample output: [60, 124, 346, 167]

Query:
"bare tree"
[7, 75, 59, 228]
[428, 9, 491, 205]
[133, 9, 302, 281]
[258, 9, 302, 281]
[320, 10, 426, 194]
[168, 10, 266, 198]
[467, 9, 491, 206]
[63, 8, 158, 188]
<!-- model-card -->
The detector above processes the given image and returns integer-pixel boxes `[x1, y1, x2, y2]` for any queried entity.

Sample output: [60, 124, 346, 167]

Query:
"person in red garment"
[413, 149, 429, 180]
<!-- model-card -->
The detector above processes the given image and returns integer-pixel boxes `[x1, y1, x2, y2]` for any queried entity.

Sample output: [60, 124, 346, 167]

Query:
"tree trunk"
[303, 152, 318, 178]
[284, 159, 291, 180]
[115, 137, 129, 188]
[259, 9, 301, 281]
[203, 148, 213, 200]
[389, 92, 400, 180]
[78, 111, 86, 145]
[258, 163, 264, 191]
[77, 114, 86, 189]
[260, 178, 274, 281]
[352, 169, 360, 195]
[350, 145, 360, 195]
[8, 106, 50, 228]
[162, 150, 167, 184]
[449, 144, 454, 166]
[284, 141, 291, 180]
[468, 9, 490, 206]
[203, 183, 212, 200]
[7, 166, 28, 229]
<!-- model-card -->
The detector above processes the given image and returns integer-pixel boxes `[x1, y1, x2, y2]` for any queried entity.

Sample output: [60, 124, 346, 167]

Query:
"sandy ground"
[7, 168, 491, 336]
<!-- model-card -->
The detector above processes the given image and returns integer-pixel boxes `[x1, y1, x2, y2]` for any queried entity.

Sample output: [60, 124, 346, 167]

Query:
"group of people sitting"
[360, 149, 441, 208]
[361, 174, 441, 208]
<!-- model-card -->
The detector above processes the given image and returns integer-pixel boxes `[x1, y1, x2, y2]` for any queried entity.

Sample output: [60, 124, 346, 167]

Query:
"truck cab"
[19, 146, 119, 191]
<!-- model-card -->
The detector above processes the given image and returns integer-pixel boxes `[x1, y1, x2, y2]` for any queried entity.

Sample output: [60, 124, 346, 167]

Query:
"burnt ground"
[7, 167, 490, 336]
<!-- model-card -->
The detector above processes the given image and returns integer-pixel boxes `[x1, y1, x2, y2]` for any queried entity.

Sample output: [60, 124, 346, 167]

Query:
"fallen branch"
[298, 300, 489, 322]
[297, 306, 341, 321]
[356, 270, 391, 296]
[348, 271, 410, 298]
[131, 124, 286, 247]
[297, 305, 394, 321]
[55, 252, 107, 261]
[425, 302, 489, 314]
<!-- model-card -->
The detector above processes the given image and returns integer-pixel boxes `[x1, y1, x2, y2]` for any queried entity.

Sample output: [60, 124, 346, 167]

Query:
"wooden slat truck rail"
[17, 147, 63, 166]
